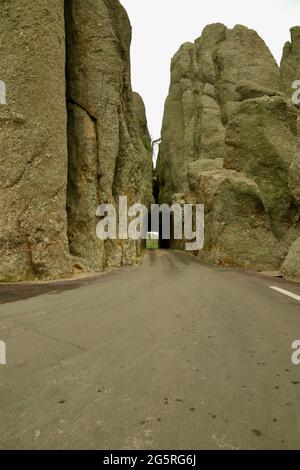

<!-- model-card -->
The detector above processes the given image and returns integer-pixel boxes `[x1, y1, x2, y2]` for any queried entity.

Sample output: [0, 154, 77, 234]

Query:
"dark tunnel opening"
[147, 175, 171, 249]
[147, 211, 171, 250]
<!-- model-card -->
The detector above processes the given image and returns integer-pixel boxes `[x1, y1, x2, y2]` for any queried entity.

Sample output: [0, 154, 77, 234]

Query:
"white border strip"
[270, 286, 300, 302]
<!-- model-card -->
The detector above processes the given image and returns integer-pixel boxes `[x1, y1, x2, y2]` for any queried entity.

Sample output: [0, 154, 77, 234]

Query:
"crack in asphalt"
[26, 328, 87, 352]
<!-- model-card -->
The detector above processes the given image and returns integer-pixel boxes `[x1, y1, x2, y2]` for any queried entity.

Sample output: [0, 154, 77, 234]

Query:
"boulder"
[194, 170, 287, 270]
[187, 158, 224, 191]
[224, 96, 300, 238]
[281, 236, 300, 281]
[281, 150, 300, 279]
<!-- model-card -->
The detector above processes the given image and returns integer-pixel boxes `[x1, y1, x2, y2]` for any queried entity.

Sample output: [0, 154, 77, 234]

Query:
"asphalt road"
[0, 250, 300, 450]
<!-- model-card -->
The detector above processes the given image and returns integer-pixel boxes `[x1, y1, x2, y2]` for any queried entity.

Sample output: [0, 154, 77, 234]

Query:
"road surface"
[0, 250, 300, 449]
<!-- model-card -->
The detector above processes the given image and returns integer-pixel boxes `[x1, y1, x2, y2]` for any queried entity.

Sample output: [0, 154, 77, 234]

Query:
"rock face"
[282, 141, 300, 280]
[132, 92, 154, 209]
[65, 0, 150, 269]
[280, 26, 300, 95]
[157, 24, 300, 275]
[157, 24, 280, 203]
[0, 0, 153, 280]
[282, 236, 300, 281]
[193, 170, 287, 270]
[0, 0, 71, 281]
[280, 29, 300, 281]
[224, 96, 299, 239]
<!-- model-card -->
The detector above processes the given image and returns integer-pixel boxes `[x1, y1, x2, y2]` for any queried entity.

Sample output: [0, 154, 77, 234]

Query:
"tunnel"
[147, 174, 171, 249]
[147, 210, 171, 249]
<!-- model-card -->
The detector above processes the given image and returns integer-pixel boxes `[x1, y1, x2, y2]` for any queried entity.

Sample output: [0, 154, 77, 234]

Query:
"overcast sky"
[121, 0, 299, 140]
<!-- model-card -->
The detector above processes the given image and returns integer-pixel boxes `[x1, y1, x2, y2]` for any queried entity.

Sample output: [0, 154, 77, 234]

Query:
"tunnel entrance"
[148, 174, 171, 249]
[158, 212, 171, 249]
[147, 210, 171, 249]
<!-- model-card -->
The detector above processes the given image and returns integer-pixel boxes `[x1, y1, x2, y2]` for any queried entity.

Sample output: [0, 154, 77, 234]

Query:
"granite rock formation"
[0, 0, 152, 281]
[65, 0, 152, 270]
[157, 24, 300, 277]
[0, 0, 70, 282]
[280, 28, 300, 281]
[280, 26, 300, 95]
[132, 92, 154, 210]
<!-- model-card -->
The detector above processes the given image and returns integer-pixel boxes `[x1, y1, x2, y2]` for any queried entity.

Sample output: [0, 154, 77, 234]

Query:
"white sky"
[121, 0, 300, 140]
